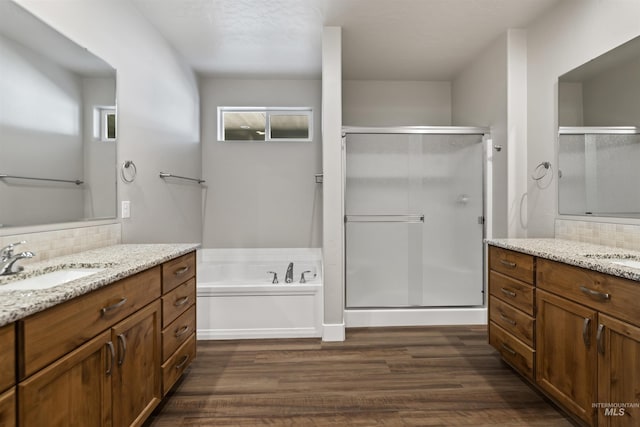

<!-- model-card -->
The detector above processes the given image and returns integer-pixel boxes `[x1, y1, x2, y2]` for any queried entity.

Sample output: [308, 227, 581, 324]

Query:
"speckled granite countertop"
[0, 244, 199, 327]
[487, 238, 640, 282]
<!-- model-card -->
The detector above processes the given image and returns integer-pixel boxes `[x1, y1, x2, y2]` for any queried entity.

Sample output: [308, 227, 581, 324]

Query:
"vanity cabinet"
[0, 323, 15, 427]
[12, 250, 196, 427]
[488, 246, 536, 381]
[160, 252, 196, 395]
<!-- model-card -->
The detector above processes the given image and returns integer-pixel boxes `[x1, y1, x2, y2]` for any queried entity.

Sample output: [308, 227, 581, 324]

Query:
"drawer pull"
[499, 259, 517, 269]
[117, 333, 127, 366]
[175, 354, 190, 370]
[174, 266, 190, 276]
[501, 343, 517, 357]
[500, 288, 517, 298]
[174, 296, 190, 307]
[100, 297, 127, 315]
[597, 324, 605, 355]
[582, 318, 591, 348]
[579, 286, 610, 301]
[174, 325, 191, 338]
[499, 312, 517, 326]
[106, 341, 115, 376]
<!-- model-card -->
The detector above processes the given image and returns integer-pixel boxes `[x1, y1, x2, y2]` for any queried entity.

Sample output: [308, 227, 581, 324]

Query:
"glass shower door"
[345, 131, 484, 308]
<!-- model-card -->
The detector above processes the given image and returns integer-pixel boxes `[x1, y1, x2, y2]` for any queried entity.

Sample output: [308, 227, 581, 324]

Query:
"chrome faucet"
[0, 241, 35, 276]
[285, 262, 294, 283]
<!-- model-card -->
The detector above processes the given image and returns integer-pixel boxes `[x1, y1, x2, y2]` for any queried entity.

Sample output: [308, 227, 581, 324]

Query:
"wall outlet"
[121, 201, 131, 218]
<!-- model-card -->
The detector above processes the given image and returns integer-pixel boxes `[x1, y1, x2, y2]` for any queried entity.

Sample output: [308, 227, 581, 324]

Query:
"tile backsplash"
[0, 223, 121, 264]
[555, 219, 640, 251]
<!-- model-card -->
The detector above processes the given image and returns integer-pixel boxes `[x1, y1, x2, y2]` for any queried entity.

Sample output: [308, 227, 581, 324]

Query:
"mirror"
[0, 1, 117, 228]
[558, 35, 640, 217]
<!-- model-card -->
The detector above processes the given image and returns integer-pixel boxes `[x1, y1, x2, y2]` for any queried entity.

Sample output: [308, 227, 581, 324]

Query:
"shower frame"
[342, 125, 490, 311]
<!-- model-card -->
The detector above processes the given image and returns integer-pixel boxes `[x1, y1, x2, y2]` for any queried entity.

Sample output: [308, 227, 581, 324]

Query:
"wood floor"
[144, 326, 575, 426]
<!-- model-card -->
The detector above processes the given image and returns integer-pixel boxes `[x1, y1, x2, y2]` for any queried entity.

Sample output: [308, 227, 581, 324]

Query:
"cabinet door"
[111, 301, 161, 427]
[536, 289, 597, 426]
[597, 313, 640, 427]
[18, 330, 112, 427]
[0, 388, 16, 427]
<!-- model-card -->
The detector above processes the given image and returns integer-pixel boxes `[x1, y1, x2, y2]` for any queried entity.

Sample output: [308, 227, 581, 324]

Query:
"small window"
[218, 107, 312, 142]
[94, 106, 116, 142]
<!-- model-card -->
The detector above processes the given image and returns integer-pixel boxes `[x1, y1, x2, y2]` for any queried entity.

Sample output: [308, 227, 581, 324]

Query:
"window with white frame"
[93, 106, 116, 141]
[218, 107, 312, 142]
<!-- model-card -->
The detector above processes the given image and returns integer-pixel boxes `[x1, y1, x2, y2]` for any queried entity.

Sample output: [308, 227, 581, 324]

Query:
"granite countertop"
[487, 238, 640, 282]
[0, 243, 200, 327]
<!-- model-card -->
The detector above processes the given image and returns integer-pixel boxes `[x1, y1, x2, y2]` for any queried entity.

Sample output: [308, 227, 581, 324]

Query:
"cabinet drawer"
[489, 246, 535, 284]
[0, 387, 15, 427]
[489, 321, 535, 381]
[489, 296, 535, 347]
[19, 266, 161, 379]
[162, 333, 196, 396]
[538, 258, 640, 327]
[162, 252, 196, 294]
[489, 271, 535, 315]
[162, 305, 196, 362]
[162, 278, 195, 327]
[0, 324, 15, 392]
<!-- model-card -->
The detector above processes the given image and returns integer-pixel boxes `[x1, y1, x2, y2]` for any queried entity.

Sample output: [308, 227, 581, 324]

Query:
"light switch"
[121, 201, 130, 218]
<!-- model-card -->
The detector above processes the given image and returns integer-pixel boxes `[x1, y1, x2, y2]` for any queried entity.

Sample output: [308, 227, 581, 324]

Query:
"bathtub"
[197, 248, 323, 339]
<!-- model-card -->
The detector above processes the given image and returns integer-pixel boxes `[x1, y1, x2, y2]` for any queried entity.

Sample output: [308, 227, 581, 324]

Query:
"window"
[94, 106, 116, 141]
[218, 107, 312, 142]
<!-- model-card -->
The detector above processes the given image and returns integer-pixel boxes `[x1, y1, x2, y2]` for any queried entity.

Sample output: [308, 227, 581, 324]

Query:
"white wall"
[0, 34, 84, 227]
[15, 0, 201, 243]
[343, 80, 451, 126]
[200, 78, 322, 248]
[526, 0, 640, 236]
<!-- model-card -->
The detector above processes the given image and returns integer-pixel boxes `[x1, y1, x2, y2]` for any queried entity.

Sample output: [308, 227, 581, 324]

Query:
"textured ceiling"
[132, 0, 560, 80]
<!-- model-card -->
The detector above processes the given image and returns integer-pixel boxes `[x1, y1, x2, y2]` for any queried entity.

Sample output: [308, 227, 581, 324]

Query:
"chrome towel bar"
[0, 174, 83, 185]
[159, 172, 205, 184]
[345, 214, 425, 223]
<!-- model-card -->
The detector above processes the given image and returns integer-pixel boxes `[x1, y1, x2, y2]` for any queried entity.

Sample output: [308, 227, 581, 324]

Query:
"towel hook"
[121, 160, 137, 183]
[531, 161, 552, 181]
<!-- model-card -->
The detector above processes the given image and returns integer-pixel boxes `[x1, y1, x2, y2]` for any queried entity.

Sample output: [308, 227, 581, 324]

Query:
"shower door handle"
[344, 214, 425, 223]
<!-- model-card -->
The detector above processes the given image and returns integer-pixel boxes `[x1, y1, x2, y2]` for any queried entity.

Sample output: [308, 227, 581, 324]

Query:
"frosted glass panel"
[345, 132, 484, 308]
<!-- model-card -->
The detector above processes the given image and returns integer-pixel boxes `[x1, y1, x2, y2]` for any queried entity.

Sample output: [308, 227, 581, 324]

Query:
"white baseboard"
[322, 322, 345, 341]
[197, 327, 321, 340]
[345, 307, 488, 327]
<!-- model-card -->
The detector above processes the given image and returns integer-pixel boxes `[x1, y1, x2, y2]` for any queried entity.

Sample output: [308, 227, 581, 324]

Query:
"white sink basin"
[608, 259, 640, 269]
[0, 268, 104, 291]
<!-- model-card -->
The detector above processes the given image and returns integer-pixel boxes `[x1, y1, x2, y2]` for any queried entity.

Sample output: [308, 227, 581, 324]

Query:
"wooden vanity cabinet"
[488, 246, 536, 381]
[160, 252, 196, 395]
[0, 323, 15, 427]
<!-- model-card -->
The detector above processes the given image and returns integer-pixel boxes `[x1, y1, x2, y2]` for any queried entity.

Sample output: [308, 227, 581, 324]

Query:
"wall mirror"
[0, 1, 117, 228]
[558, 35, 640, 217]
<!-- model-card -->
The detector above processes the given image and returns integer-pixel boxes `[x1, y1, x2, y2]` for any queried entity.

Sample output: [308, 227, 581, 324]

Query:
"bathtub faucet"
[285, 262, 294, 283]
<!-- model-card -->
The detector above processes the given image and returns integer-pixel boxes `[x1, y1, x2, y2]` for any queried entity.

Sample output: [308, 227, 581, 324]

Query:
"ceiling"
[132, 0, 560, 80]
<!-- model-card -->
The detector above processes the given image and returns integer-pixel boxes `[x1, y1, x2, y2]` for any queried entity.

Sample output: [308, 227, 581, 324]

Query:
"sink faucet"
[285, 262, 294, 283]
[0, 241, 35, 276]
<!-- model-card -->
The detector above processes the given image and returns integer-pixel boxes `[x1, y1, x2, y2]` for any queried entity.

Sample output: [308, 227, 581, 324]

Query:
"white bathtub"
[196, 248, 323, 340]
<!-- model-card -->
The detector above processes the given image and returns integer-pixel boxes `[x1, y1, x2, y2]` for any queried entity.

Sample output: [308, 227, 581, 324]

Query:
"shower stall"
[343, 126, 488, 313]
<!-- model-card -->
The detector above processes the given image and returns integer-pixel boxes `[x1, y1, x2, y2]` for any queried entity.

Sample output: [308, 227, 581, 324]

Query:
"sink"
[582, 254, 640, 269]
[0, 268, 104, 291]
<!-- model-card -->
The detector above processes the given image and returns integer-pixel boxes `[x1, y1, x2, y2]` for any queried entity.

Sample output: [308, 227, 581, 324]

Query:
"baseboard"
[197, 327, 321, 340]
[322, 322, 345, 342]
[345, 307, 488, 327]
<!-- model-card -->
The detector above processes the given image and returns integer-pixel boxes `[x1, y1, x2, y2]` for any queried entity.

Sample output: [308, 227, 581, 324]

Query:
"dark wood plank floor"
[145, 326, 575, 426]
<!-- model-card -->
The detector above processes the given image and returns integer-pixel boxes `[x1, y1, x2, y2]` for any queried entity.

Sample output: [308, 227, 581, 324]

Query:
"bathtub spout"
[285, 262, 294, 283]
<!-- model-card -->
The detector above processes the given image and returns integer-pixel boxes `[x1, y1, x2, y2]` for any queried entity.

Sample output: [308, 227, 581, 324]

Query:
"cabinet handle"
[499, 259, 517, 269]
[106, 341, 115, 376]
[582, 318, 591, 348]
[101, 297, 127, 316]
[117, 333, 127, 366]
[579, 286, 610, 301]
[597, 323, 605, 355]
[500, 288, 517, 298]
[174, 296, 190, 307]
[501, 343, 517, 356]
[499, 312, 517, 326]
[175, 354, 190, 370]
[174, 266, 190, 276]
[175, 325, 191, 338]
